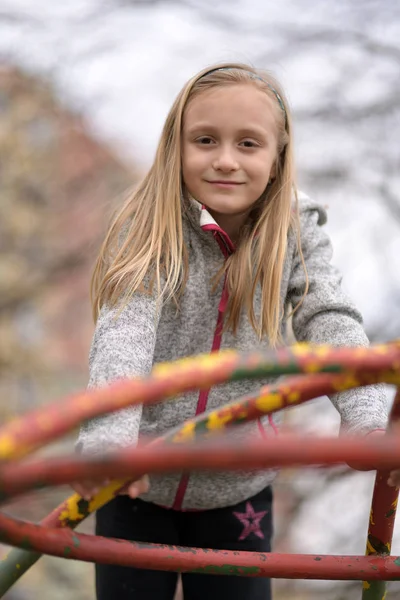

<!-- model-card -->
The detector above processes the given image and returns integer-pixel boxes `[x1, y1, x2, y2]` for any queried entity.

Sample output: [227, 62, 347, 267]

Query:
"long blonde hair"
[91, 62, 307, 346]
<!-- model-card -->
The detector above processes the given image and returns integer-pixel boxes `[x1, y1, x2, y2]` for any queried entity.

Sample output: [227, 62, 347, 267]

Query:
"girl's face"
[182, 83, 279, 239]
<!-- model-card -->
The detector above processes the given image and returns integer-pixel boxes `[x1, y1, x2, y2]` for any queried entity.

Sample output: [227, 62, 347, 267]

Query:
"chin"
[201, 193, 238, 207]
[202, 202, 240, 215]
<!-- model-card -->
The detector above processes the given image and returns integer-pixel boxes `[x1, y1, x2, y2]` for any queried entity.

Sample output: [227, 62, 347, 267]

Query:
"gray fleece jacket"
[77, 193, 388, 510]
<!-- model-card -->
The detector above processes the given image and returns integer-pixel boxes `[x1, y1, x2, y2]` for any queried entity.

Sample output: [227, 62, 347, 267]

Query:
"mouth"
[206, 181, 244, 187]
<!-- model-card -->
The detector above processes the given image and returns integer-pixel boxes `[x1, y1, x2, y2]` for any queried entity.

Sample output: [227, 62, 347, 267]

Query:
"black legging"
[95, 486, 273, 600]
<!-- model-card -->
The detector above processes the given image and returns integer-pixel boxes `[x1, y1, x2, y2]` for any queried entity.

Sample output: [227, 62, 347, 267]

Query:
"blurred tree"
[0, 66, 138, 411]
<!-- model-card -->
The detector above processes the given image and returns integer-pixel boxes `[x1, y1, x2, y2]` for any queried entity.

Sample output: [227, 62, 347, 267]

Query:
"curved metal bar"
[0, 369, 398, 594]
[0, 433, 399, 588]
[0, 511, 400, 580]
[2, 435, 400, 500]
[0, 343, 397, 597]
[363, 387, 400, 600]
[1, 371, 343, 593]
[0, 343, 399, 462]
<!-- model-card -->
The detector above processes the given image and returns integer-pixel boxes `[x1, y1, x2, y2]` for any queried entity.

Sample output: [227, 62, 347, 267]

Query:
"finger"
[72, 484, 90, 499]
[82, 487, 99, 500]
[86, 480, 112, 498]
[387, 475, 400, 488]
[128, 476, 150, 499]
[71, 483, 82, 496]
[72, 482, 99, 500]
[140, 474, 150, 491]
[118, 476, 149, 496]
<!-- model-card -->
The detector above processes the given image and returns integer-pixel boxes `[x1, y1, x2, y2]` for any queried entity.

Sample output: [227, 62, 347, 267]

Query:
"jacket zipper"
[172, 223, 277, 510]
[172, 229, 231, 510]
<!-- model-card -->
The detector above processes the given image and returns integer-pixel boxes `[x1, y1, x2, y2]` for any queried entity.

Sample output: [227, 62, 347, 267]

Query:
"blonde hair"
[91, 62, 307, 346]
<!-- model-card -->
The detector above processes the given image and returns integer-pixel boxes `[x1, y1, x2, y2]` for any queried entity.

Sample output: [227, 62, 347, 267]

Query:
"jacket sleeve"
[287, 196, 388, 435]
[76, 292, 161, 454]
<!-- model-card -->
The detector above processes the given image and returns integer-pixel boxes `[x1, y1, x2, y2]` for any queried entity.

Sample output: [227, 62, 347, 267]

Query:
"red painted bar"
[0, 343, 399, 462]
[1, 370, 397, 596]
[0, 343, 398, 595]
[0, 509, 399, 580]
[362, 387, 400, 599]
[2, 434, 400, 500]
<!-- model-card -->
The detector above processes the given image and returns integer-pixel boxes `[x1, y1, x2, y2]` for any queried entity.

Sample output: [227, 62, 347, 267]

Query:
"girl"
[74, 63, 389, 600]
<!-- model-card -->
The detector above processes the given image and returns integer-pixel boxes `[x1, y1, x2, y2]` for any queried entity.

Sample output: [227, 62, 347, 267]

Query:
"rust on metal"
[0, 341, 398, 599]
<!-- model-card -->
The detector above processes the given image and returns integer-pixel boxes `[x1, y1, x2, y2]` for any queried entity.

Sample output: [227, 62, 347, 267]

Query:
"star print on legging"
[233, 501, 268, 541]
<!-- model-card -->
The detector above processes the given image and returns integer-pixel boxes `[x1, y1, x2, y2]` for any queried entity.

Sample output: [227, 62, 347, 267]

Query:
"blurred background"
[0, 0, 399, 598]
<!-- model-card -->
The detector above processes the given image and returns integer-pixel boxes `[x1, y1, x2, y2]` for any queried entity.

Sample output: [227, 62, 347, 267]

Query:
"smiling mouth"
[207, 181, 244, 186]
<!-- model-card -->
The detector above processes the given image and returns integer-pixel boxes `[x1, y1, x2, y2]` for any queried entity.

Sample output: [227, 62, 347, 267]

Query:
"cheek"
[182, 146, 198, 172]
[252, 153, 276, 182]
[182, 154, 202, 194]
[182, 152, 206, 186]
[181, 156, 191, 184]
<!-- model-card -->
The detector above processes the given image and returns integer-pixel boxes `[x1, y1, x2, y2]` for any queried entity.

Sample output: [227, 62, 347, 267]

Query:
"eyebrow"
[185, 124, 269, 138]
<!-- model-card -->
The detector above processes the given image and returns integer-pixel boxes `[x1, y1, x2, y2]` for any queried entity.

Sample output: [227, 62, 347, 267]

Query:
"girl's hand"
[351, 430, 400, 488]
[71, 479, 111, 500]
[387, 470, 400, 488]
[118, 474, 150, 498]
[71, 474, 150, 500]
[367, 429, 400, 487]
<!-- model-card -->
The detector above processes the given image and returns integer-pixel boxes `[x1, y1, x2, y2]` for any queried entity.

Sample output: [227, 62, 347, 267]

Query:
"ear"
[269, 161, 277, 180]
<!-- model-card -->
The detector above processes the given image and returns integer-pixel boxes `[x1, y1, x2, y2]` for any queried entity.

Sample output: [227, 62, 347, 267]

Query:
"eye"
[196, 136, 215, 145]
[240, 140, 258, 148]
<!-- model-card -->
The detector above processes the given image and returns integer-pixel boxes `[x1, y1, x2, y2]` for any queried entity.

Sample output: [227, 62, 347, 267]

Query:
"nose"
[212, 145, 239, 172]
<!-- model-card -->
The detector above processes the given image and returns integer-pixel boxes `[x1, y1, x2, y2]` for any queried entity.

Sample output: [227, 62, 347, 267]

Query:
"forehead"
[183, 83, 278, 134]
